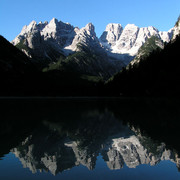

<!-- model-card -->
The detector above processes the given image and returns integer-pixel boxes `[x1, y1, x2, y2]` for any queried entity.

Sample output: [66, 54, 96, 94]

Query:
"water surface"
[0, 98, 180, 180]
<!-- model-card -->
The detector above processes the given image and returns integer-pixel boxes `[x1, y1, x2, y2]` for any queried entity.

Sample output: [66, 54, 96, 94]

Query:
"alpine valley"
[0, 16, 180, 96]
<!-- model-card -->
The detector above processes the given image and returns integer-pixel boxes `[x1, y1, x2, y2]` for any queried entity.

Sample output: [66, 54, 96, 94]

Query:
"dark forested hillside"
[1, 32, 180, 97]
[0, 35, 34, 73]
[105, 35, 180, 96]
[0, 36, 103, 96]
[43, 44, 118, 79]
[128, 36, 164, 69]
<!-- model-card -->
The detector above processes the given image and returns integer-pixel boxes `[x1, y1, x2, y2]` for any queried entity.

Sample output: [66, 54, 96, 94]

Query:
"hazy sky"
[0, 0, 180, 41]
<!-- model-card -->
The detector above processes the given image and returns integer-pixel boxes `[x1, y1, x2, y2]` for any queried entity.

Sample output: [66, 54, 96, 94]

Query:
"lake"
[0, 98, 180, 180]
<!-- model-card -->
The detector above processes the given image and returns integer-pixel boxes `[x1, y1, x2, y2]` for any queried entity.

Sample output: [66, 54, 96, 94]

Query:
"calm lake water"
[1, 98, 180, 180]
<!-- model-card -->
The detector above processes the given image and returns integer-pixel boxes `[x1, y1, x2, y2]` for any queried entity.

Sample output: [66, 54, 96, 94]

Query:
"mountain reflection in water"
[1, 98, 180, 179]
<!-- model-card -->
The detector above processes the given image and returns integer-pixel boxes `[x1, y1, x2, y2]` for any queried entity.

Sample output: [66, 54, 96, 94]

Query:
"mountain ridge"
[1, 17, 180, 96]
[12, 18, 176, 67]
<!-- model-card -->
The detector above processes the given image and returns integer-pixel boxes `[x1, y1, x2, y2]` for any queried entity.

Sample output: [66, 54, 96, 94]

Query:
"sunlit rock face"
[100, 23, 123, 46]
[12, 18, 75, 49]
[12, 18, 175, 68]
[65, 23, 101, 52]
[12, 19, 102, 59]
[100, 24, 172, 57]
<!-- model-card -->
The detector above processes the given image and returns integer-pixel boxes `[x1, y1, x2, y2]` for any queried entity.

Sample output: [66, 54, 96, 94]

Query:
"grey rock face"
[65, 23, 102, 53]
[12, 18, 175, 68]
[13, 19, 126, 77]
[12, 19, 100, 58]
[100, 23, 123, 46]
[12, 19, 76, 62]
[99, 24, 173, 59]
[41, 18, 75, 48]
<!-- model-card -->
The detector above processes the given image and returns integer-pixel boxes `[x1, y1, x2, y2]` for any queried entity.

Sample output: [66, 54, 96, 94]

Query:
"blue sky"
[0, 0, 179, 41]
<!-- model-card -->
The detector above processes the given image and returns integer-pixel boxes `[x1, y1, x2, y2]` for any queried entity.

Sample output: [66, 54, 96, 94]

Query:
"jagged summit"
[50, 17, 58, 23]
[12, 18, 99, 56]
[100, 23, 123, 45]
[63, 22, 100, 52]
[100, 23, 173, 57]
[79, 22, 96, 37]
[12, 17, 177, 69]
[85, 23, 95, 31]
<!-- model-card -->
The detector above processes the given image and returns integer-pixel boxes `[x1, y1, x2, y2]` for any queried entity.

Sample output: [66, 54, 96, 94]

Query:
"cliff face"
[12, 18, 175, 69]
[100, 24, 171, 56]
[12, 19, 103, 61]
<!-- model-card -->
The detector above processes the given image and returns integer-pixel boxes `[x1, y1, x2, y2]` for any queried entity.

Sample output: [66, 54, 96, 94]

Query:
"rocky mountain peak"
[100, 23, 123, 46]
[45, 18, 58, 31]
[124, 24, 139, 30]
[113, 24, 139, 55]
[106, 23, 123, 32]
[85, 23, 95, 31]
[41, 18, 59, 38]
[50, 17, 58, 24]
[12, 18, 177, 68]
[121, 24, 139, 40]
[29, 20, 37, 28]
[80, 23, 96, 37]
[12, 20, 46, 45]
[22, 20, 47, 34]
[64, 23, 100, 52]
[21, 21, 37, 35]
[100, 22, 174, 60]
[148, 26, 158, 32]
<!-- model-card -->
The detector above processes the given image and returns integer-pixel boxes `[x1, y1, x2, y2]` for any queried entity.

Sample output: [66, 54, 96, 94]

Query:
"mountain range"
[0, 16, 180, 96]
[12, 18, 177, 68]
[105, 17, 180, 96]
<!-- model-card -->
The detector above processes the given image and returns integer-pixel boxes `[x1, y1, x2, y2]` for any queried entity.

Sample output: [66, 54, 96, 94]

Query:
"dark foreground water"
[0, 98, 180, 180]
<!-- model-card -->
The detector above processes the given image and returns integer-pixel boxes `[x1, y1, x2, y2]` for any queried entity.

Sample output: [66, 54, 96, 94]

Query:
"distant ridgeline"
[0, 16, 180, 96]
